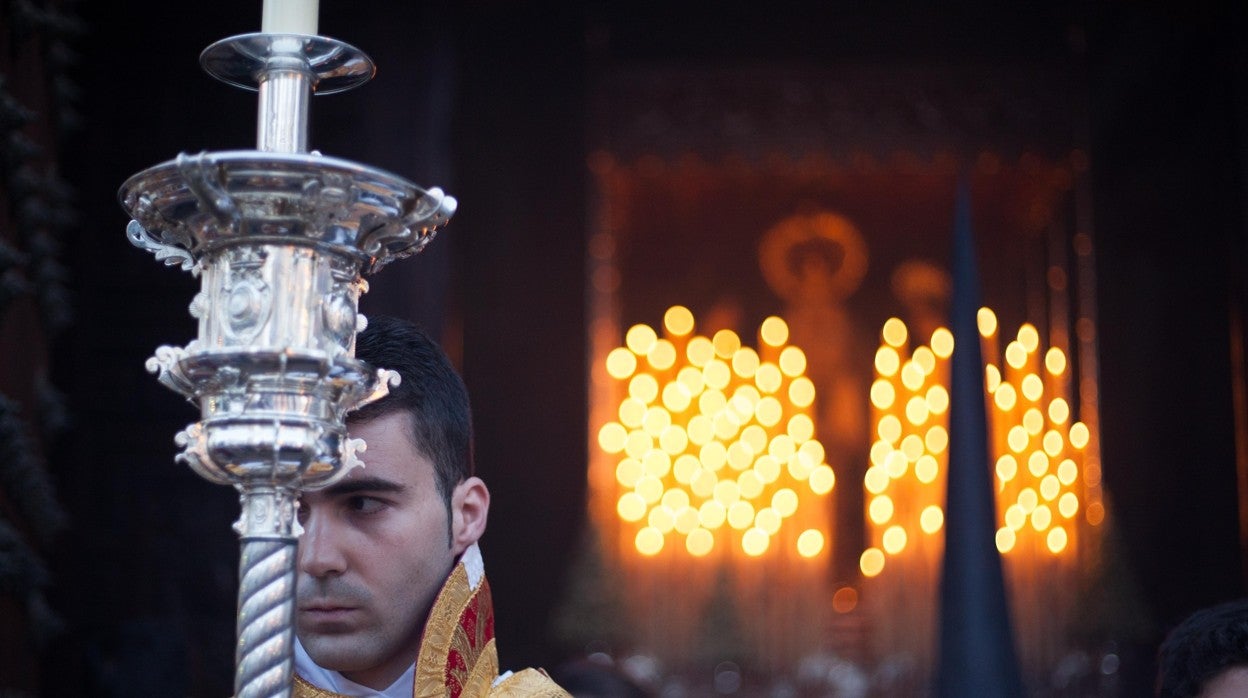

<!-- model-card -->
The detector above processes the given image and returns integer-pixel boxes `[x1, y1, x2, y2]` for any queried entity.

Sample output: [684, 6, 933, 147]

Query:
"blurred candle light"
[799, 530, 826, 558]
[861, 308, 1101, 683]
[860, 548, 885, 577]
[598, 306, 835, 565]
[664, 305, 695, 336]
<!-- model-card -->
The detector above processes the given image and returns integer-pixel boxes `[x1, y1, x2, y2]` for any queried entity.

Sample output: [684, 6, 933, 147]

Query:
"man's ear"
[450, 476, 489, 555]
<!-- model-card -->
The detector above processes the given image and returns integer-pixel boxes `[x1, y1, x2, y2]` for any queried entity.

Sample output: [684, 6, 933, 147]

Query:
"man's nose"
[298, 507, 347, 578]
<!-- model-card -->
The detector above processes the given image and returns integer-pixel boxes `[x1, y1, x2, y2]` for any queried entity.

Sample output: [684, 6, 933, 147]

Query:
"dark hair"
[349, 315, 474, 512]
[1157, 598, 1248, 697]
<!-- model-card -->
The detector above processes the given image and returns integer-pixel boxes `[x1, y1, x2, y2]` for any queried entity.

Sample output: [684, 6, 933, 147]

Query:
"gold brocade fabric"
[293, 674, 342, 698]
[293, 556, 568, 698]
[490, 670, 571, 698]
[414, 564, 495, 698]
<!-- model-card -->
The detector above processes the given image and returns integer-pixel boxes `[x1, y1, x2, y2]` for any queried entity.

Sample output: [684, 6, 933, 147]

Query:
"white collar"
[295, 637, 416, 698]
[460, 542, 485, 588]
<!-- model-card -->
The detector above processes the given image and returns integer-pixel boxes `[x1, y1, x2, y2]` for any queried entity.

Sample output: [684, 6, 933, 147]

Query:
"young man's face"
[295, 410, 487, 690]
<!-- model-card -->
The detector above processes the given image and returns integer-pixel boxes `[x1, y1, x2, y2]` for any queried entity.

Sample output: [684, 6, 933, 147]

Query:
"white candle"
[261, 0, 319, 34]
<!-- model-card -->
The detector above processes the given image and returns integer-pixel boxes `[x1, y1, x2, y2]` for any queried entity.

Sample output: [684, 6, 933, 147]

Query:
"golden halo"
[759, 211, 869, 303]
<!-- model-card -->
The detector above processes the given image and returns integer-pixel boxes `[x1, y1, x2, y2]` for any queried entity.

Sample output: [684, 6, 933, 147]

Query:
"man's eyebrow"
[320, 477, 406, 497]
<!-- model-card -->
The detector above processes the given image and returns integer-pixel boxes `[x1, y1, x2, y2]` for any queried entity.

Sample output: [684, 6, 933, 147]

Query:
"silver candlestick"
[118, 16, 455, 698]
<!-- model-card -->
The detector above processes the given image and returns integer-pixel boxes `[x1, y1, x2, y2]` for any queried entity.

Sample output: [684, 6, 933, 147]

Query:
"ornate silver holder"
[119, 30, 455, 698]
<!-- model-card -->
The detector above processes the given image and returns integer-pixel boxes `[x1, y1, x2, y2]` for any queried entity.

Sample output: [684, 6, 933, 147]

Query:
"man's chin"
[299, 633, 374, 673]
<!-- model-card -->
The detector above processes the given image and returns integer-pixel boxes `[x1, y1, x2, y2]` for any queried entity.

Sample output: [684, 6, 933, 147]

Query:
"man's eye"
[347, 496, 385, 514]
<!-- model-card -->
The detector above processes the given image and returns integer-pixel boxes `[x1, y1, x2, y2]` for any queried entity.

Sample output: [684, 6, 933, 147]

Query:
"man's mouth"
[298, 603, 361, 625]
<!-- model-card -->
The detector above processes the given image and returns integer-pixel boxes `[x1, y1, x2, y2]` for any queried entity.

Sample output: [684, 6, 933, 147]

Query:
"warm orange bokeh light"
[882, 525, 908, 554]
[1086, 501, 1105, 526]
[831, 585, 858, 613]
[742, 528, 769, 556]
[648, 339, 677, 370]
[931, 327, 955, 358]
[1069, 422, 1090, 449]
[759, 316, 789, 347]
[636, 527, 663, 555]
[778, 346, 807, 377]
[686, 528, 713, 556]
[626, 324, 658, 355]
[996, 527, 1016, 553]
[977, 307, 998, 337]
[664, 305, 695, 337]
[864, 307, 1096, 576]
[606, 347, 638, 379]
[1017, 323, 1040, 353]
[798, 529, 825, 558]
[602, 308, 835, 561]
[1045, 347, 1067, 375]
[1046, 526, 1068, 554]
[860, 548, 885, 577]
[687, 336, 714, 367]
[882, 317, 908, 348]
[875, 346, 901, 377]
[712, 329, 742, 359]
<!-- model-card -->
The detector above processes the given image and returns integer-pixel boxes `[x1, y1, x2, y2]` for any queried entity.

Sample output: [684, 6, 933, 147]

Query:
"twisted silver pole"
[234, 488, 300, 698]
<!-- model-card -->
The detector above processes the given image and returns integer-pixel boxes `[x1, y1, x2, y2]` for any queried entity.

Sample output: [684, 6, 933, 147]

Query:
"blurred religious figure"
[759, 211, 869, 569]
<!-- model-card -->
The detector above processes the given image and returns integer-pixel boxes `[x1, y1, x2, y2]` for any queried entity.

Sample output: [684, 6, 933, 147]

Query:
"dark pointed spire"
[935, 175, 1025, 697]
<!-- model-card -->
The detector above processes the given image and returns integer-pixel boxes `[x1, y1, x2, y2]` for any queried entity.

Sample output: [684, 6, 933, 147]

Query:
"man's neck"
[294, 638, 416, 697]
